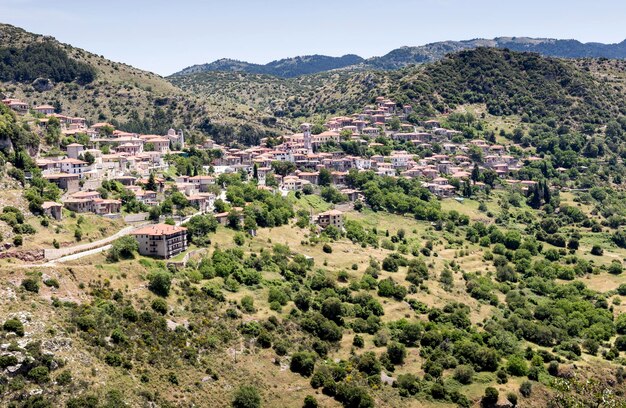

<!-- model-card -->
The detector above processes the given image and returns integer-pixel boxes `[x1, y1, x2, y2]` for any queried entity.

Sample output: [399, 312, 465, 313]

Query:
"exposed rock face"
[42, 337, 72, 353]
[0, 249, 45, 262]
[32, 77, 54, 92]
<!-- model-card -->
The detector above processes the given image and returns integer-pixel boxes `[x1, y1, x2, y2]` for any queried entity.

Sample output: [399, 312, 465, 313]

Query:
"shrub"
[110, 328, 128, 344]
[148, 271, 171, 297]
[616, 314, 626, 334]
[335, 385, 374, 408]
[268, 287, 289, 306]
[257, 331, 272, 348]
[303, 395, 318, 408]
[609, 261, 623, 275]
[453, 364, 475, 384]
[234, 233, 245, 246]
[3, 318, 24, 336]
[482, 387, 499, 406]
[507, 392, 518, 407]
[496, 369, 508, 384]
[322, 243, 332, 253]
[290, 351, 316, 377]
[0, 355, 18, 368]
[382, 256, 399, 272]
[13, 234, 23, 246]
[591, 245, 603, 256]
[151, 298, 168, 315]
[430, 383, 446, 399]
[353, 335, 364, 348]
[519, 381, 532, 397]
[104, 353, 123, 367]
[21, 277, 39, 293]
[56, 370, 72, 386]
[615, 336, 626, 351]
[43, 278, 59, 288]
[241, 295, 255, 313]
[356, 352, 381, 376]
[548, 361, 559, 376]
[27, 366, 50, 384]
[507, 355, 528, 376]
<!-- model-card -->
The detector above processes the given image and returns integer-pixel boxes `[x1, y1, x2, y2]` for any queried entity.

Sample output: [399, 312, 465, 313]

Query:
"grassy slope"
[2, 190, 625, 407]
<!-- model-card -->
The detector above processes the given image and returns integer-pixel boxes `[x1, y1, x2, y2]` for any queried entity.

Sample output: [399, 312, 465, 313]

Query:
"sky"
[1, 0, 625, 76]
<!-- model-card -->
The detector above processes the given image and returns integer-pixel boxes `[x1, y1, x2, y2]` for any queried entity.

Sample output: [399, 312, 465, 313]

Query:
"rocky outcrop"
[32, 77, 54, 92]
[0, 249, 45, 262]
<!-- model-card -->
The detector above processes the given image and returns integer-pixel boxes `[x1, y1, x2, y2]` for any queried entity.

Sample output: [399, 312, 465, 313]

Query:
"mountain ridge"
[173, 54, 364, 78]
[172, 36, 626, 78]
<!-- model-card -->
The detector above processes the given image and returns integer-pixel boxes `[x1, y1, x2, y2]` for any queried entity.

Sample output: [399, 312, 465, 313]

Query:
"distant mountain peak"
[172, 36, 626, 78]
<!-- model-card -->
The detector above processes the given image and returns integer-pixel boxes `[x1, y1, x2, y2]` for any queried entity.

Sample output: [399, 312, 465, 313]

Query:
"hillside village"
[3, 16, 626, 408]
[1, 94, 541, 260]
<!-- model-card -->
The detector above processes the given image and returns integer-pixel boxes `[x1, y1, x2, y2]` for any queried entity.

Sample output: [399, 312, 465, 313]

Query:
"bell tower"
[301, 122, 312, 154]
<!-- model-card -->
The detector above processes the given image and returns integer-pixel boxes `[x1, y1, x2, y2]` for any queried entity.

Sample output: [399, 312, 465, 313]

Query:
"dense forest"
[0, 42, 96, 84]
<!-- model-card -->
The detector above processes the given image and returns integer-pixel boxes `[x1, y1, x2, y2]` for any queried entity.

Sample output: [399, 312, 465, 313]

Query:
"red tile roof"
[131, 224, 187, 236]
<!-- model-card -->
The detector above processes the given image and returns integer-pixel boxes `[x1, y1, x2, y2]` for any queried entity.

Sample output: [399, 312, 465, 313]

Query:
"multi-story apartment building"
[131, 224, 188, 259]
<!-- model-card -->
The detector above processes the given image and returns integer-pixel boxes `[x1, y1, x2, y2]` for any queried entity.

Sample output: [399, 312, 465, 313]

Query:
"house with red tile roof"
[131, 224, 188, 259]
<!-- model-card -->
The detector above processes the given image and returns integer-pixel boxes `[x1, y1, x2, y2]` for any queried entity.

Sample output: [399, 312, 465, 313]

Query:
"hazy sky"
[1, 0, 625, 76]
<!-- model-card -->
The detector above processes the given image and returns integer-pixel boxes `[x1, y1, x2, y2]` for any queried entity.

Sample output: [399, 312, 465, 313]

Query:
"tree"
[468, 145, 483, 163]
[321, 297, 344, 324]
[462, 179, 472, 197]
[83, 151, 95, 165]
[311, 123, 324, 135]
[148, 271, 171, 297]
[318, 168, 332, 186]
[107, 236, 139, 262]
[356, 352, 381, 376]
[252, 163, 258, 180]
[146, 172, 158, 192]
[591, 245, 603, 256]
[388, 116, 401, 131]
[290, 352, 316, 377]
[185, 214, 218, 246]
[386, 342, 407, 365]
[232, 385, 261, 408]
[271, 161, 295, 177]
[506, 355, 528, 376]
[170, 191, 189, 209]
[471, 163, 480, 183]
[228, 210, 242, 230]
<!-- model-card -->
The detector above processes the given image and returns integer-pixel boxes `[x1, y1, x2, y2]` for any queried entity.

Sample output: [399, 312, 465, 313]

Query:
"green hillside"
[0, 23, 287, 144]
[173, 47, 626, 130]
